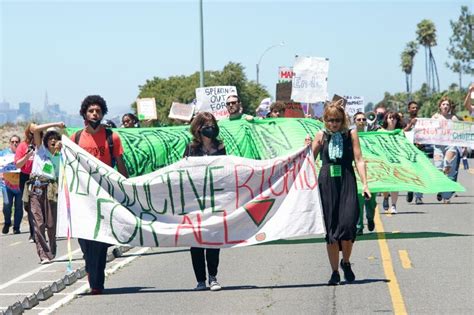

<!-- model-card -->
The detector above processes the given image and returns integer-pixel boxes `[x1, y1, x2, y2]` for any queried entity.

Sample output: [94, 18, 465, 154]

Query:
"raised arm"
[464, 83, 474, 113]
[351, 129, 371, 198]
[30, 122, 66, 147]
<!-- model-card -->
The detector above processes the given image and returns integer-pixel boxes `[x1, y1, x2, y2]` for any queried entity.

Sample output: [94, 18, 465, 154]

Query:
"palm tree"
[400, 41, 418, 95]
[416, 19, 439, 93]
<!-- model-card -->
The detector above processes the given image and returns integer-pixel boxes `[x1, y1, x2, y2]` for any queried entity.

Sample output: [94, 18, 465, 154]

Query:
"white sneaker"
[390, 205, 397, 214]
[209, 276, 222, 291]
[194, 281, 206, 291]
[40, 258, 51, 265]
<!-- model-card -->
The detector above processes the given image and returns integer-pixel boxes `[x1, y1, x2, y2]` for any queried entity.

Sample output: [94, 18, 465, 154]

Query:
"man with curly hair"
[72, 95, 128, 294]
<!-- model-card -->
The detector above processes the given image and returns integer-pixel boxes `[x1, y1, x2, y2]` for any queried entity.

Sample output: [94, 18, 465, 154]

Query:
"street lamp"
[256, 41, 285, 85]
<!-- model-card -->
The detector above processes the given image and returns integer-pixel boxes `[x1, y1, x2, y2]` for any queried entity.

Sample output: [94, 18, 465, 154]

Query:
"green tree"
[446, 6, 474, 89]
[416, 19, 440, 93]
[135, 62, 270, 125]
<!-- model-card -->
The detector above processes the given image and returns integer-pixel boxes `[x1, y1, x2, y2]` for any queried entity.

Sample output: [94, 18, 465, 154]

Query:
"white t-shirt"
[31, 145, 60, 180]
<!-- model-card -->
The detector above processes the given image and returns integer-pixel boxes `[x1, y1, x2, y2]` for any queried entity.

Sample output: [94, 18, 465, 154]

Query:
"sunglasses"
[327, 118, 342, 123]
[10, 140, 19, 144]
[226, 101, 239, 106]
[356, 118, 367, 122]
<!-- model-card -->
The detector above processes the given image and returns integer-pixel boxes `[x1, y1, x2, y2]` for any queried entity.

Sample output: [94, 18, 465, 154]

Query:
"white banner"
[195, 86, 237, 120]
[343, 96, 364, 119]
[291, 56, 329, 103]
[413, 118, 474, 148]
[57, 137, 325, 248]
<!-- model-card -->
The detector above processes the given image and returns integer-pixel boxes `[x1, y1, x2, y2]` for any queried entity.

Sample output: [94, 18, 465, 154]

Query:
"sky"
[0, 0, 471, 117]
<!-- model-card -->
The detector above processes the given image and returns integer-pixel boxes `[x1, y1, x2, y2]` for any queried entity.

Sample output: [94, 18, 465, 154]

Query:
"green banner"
[66, 118, 464, 193]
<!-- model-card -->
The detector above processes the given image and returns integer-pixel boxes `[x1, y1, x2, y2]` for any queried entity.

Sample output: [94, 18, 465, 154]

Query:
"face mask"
[200, 126, 218, 139]
[87, 119, 101, 129]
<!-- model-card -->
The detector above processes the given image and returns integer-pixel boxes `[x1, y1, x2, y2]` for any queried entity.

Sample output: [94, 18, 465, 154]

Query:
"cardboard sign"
[291, 56, 329, 103]
[276, 82, 292, 101]
[168, 102, 195, 122]
[195, 86, 237, 120]
[136, 98, 158, 120]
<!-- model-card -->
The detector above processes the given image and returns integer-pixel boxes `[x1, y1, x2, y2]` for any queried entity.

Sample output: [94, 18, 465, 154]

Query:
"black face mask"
[200, 126, 218, 139]
[87, 119, 101, 130]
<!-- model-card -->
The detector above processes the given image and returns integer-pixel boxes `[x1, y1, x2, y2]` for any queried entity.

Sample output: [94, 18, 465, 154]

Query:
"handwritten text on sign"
[291, 56, 329, 103]
[57, 138, 325, 248]
[413, 118, 474, 148]
[195, 86, 237, 120]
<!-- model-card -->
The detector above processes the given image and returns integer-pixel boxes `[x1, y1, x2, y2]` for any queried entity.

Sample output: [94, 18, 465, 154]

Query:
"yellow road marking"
[374, 206, 408, 315]
[398, 250, 412, 269]
[9, 241, 22, 247]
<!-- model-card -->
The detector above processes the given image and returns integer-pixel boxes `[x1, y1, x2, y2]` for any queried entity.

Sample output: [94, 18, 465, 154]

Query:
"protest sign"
[413, 118, 474, 148]
[57, 139, 324, 247]
[278, 66, 294, 83]
[276, 82, 292, 101]
[256, 98, 272, 118]
[136, 98, 158, 120]
[291, 56, 329, 103]
[168, 102, 195, 122]
[66, 121, 465, 194]
[0, 149, 17, 173]
[343, 96, 364, 119]
[195, 86, 237, 120]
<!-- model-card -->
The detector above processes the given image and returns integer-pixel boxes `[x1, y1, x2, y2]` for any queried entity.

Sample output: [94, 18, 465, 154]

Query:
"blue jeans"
[2, 185, 23, 230]
[433, 145, 460, 200]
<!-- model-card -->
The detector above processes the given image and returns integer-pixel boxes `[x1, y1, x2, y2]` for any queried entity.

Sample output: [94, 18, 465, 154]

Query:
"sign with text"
[57, 138, 325, 247]
[278, 66, 294, 83]
[343, 96, 364, 119]
[168, 102, 195, 122]
[136, 98, 158, 120]
[291, 56, 329, 103]
[195, 86, 237, 120]
[413, 118, 474, 148]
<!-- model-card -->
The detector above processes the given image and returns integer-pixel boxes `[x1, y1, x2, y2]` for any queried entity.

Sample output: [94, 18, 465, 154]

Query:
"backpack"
[74, 128, 116, 168]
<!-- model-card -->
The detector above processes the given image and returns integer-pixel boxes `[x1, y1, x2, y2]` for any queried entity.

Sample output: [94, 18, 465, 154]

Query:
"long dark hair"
[189, 112, 222, 150]
[382, 111, 403, 129]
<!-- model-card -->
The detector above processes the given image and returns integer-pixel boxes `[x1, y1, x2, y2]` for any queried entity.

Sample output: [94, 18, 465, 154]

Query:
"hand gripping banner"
[57, 137, 325, 247]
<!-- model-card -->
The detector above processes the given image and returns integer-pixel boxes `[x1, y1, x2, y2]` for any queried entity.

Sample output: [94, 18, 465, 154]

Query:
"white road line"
[0, 248, 82, 291]
[38, 247, 150, 315]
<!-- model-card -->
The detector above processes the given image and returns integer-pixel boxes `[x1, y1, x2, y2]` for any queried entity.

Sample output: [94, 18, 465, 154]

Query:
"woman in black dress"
[183, 112, 226, 291]
[306, 101, 370, 285]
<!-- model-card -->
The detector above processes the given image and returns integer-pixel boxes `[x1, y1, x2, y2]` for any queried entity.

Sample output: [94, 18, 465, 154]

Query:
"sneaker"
[390, 205, 397, 214]
[340, 259, 355, 282]
[209, 276, 222, 291]
[40, 258, 51, 265]
[367, 219, 375, 232]
[194, 281, 207, 291]
[328, 271, 340, 285]
[415, 197, 423, 205]
[356, 227, 363, 235]
[443, 199, 451, 204]
[29, 237, 35, 243]
[2, 224, 10, 234]
[382, 198, 389, 211]
[13, 228, 20, 234]
[436, 193, 442, 201]
[406, 192, 414, 203]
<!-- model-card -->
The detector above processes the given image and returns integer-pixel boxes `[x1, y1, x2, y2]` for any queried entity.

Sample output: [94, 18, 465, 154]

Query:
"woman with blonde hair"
[432, 96, 460, 203]
[306, 101, 370, 285]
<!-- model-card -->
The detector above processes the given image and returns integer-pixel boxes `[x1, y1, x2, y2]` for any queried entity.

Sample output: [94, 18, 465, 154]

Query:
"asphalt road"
[1, 165, 473, 314]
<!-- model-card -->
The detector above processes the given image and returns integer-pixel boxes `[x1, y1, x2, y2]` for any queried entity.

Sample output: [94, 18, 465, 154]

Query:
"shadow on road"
[87, 279, 390, 294]
[265, 231, 472, 245]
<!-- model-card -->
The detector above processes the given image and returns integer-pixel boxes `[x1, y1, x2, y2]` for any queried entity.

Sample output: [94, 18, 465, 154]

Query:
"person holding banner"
[269, 101, 286, 118]
[15, 123, 37, 242]
[72, 95, 129, 294]
[27, 122, 65, 264]
[306, 101, 371, 285]
[379, 112, 403, 214]
[353, 113, 375, 235]
[121, 113, 139, 128]
[183, 112, 225, 291]
[225, 94, 253, 121]
[1, 135, 22, 235]
[432, 96, 460, 203]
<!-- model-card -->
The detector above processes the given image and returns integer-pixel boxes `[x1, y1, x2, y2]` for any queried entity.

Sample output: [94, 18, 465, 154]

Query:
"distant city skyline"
[1, 1, 470, 116]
